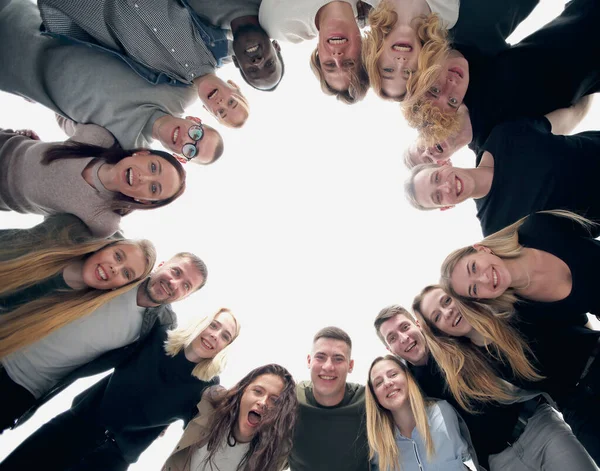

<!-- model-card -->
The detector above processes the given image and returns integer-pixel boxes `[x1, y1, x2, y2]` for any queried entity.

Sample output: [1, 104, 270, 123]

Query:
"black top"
[516, 212, 600, 321]
[409, 358, 522, 467]
[482, 311, 600, 407]
[450, 0, 538, 55]
[475, 117, 600, 237]
[72, 324, 218, 463]
[0, 273, 71, 312]
[461, 0, 600, 153]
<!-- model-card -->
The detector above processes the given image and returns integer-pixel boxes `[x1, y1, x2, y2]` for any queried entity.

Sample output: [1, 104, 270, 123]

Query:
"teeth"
[405, 341, 416, 352]
[245, 45, 259, 53]
[208, 89, 218, 99]
[392, 45, 411, 52]
[201, 338, 213, 350]
[456, 177, 462, 195]
[98, 266, 107, 281]
[127, 169, 133, 186]
[173, 127, 179, 143]
[387, 390, 399, 398]
[160, 281, 171, 296]
[320, 375, 335, 380]
[492, 269, 498, 288]
[328, 37, 347, 44]
[453, 314, 462, 327]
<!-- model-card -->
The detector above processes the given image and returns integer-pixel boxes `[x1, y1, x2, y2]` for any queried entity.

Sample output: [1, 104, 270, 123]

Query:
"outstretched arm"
[544, 95, 593, 135]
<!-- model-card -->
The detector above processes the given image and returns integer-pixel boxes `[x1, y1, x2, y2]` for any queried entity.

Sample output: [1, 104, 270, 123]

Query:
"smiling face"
[317, 18, 362, 91]
[82, 243, 147, 290]
[153, 116, 219, 164]
[379, 25, 421, 99]
[235, 373, 285, 443]
[144, 256, 205, 305]
[370, 359, 409, 411]
[307, 337, 354, 405]
[406, 141, 451, 167]
[413, 164, 474, 209]
[197, 77, 248, 127]
[233, 24, 283, 91]
[111, 151, 182, 202]
[378, 314, 427, 365]
[189, 310, 237, 360]
[425, 49, 470, 114]
[419, 287, 473, 337]
[450, 247, 512, 299]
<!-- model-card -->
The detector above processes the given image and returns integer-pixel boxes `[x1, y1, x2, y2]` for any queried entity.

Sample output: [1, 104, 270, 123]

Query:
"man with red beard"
[290, 326, 369, 471]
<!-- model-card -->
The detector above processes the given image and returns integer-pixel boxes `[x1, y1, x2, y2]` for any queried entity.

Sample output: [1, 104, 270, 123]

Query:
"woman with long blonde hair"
[1, 308, 242, 470]
[441, 210, 599, 325]
[366, 354, 477, 470]
[414, 284, 600, 463]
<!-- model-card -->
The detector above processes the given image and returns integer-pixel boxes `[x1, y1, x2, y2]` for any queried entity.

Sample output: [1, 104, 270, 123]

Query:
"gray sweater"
[0, 126, 121, 238]
[0, 0, 197, 149]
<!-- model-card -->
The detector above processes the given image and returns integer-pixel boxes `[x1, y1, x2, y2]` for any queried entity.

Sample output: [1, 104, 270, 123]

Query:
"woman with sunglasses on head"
[414, 284, 600, 465]
[163, 363, 297, 471]
[366, 354, 478, 470]
[0, 214, 156, 432]
[1, 309, 240, 470]
[0, 124, 186, 237]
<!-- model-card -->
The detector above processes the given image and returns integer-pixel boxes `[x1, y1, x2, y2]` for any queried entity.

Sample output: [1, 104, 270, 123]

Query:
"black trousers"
[0, 366, 35, 433]
[0, 408, 127, 471]
[562, 358, 600, 465]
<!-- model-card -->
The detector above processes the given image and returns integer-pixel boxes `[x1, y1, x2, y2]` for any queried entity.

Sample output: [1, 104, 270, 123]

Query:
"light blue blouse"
[371, 400, 472, 471]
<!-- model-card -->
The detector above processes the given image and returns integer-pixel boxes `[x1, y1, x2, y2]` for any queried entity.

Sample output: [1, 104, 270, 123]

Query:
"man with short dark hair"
[290, 326, 369, 471]
[189, 0, 285, 91]
[1, 226, 207, 432]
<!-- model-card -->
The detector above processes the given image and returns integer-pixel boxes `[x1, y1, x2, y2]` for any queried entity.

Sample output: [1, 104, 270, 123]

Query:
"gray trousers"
[489, 404, 597, 470]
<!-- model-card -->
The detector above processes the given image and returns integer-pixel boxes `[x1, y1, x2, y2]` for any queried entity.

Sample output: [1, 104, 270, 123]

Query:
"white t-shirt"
[259, 0, 381, 43]
[2, 288, 145, 399]
[190, 440, 251, 471]
[426, 0, 460, 29]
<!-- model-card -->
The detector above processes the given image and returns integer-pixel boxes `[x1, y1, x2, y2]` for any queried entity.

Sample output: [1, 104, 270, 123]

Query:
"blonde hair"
[0, 238, 155, 358]
[440, 209, 593, 315]
[363, 3, 449, 102]
[402, 100, 461, 147]
[219, 86, 250, 129]
[310, 48, 370, 105]
[412, 285, 542, 411]
[164, 307, 240, 380]
[366, 355, 434, 470]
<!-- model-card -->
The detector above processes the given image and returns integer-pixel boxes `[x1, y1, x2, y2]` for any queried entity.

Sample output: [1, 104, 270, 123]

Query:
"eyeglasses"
[181, 124, 205, 161]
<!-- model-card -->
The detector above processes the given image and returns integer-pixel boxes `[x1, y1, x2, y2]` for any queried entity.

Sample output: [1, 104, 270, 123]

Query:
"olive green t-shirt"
[289, 381, 369, 471]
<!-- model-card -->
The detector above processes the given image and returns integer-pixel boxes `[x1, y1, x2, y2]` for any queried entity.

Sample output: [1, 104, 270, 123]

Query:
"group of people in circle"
[1, 0, 599, 470]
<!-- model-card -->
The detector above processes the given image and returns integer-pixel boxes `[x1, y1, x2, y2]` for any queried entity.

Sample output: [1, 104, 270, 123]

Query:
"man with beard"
[2, 251, 207, 432]
[188, 0, 285, 91]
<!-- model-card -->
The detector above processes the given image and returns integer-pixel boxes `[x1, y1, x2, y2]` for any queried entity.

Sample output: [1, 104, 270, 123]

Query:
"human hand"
[15, 129, 40, 140]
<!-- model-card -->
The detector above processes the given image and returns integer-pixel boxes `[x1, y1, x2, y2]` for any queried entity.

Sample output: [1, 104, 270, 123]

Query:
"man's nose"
[250, 56, 264, 65]
[439, 181, 451, 193]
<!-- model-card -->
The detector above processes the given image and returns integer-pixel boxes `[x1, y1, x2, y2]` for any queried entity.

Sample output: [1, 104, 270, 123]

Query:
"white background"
[1, 0, 598, 468]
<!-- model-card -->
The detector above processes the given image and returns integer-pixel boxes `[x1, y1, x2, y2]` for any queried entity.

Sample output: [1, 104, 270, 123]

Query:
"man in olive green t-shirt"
[289, 326, 369, 471]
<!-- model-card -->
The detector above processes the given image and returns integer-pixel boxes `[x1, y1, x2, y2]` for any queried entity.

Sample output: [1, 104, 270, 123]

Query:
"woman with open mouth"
[413, 284, 600, 464]
[163, 363, 298, 471]
[440, 210, 600, 327]
[365, 354, 478, 470]
[0, 126, 186, 237]
[362, 0, 538, 102]
[0, 214, 155, 431]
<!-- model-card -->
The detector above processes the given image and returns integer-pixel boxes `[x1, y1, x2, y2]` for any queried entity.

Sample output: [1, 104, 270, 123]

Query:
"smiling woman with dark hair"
[0, 126, 186, 237]
[163, 363, 298, 471]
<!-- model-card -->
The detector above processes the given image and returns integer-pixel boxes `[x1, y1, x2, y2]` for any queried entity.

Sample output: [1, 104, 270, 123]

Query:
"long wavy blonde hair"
[402, 100, 461, 147]
[440, 210, 593, 315]
[412, 285, 542, 411]
[0, 237, 155, 358]
[366, 355, 434, 470]
[363, 1, 449, 102]
[164, 307, 240, 380]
